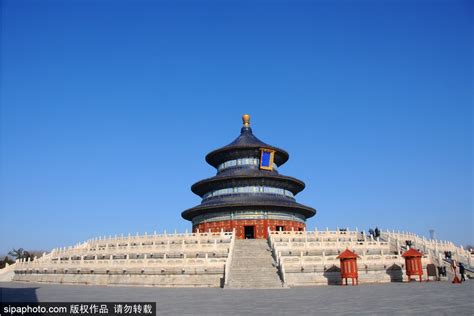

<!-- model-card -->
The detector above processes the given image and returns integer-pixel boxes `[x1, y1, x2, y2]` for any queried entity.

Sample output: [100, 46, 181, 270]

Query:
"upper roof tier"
[205, 115, 289, 168]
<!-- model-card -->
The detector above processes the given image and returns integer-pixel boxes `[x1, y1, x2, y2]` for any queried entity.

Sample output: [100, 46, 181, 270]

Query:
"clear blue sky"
[1, 0, 472, 254]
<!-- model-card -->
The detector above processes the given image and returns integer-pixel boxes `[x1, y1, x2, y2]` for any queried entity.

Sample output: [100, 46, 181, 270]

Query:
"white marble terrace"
[11, 230, 235, 287]
[267, 228, 472, 286]
[3, 227, 472, 287]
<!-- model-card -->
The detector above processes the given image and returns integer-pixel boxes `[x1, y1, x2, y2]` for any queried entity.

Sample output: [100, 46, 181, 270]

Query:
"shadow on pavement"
[0, 286, 39, 302]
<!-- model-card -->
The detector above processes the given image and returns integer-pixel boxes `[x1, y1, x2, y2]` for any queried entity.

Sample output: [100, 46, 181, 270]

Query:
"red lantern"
[337, 249, 359, 285]
[402, 248, 423, 282]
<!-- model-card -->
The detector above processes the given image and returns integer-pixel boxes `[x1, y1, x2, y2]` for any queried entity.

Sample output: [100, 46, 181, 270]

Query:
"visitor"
[459, 263, 466, 282]
[437, 266, 443, 281]
[451, 260, 461, 284]
[368, 229, 374, 238]
[374, 227, 380, 238]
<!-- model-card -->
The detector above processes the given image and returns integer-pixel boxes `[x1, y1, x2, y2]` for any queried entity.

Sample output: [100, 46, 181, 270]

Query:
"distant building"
[182, 114, 316, 239]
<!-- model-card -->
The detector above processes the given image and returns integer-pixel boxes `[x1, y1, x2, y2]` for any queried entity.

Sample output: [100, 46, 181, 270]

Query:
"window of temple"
[217, 158, 278, 172]
[203, 186, 294, 199]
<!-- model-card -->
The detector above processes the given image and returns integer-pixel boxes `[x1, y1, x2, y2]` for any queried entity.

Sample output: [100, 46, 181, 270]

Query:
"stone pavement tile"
[1, 281, 473, 315]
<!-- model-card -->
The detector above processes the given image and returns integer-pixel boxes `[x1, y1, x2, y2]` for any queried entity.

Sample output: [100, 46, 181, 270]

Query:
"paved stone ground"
[1, 281, 473, 315]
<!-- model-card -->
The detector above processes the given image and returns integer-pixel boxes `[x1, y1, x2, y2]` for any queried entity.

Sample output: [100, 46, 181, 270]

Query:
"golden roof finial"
[242, 114, 250, 127]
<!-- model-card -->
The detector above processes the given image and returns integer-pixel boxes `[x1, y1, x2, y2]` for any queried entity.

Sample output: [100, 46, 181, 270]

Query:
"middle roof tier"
[191, 171, 306, 197]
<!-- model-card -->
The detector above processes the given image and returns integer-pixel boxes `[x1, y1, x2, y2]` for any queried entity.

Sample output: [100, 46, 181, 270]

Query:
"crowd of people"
[436, 261, 467, 282]
[368, 227, 380, 239]
[450, 260, 467, 283]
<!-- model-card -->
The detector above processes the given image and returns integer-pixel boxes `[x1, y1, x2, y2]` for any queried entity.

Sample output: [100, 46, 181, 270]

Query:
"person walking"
[459, 263, 466, 282]
[451, 260, 461, 284]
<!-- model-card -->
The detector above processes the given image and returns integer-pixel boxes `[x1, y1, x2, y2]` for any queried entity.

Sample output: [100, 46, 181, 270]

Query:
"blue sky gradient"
[1, 0, 472, 254]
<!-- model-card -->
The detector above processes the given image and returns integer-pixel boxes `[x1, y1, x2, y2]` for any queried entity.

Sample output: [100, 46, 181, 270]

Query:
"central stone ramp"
[227, 239, 283, 289]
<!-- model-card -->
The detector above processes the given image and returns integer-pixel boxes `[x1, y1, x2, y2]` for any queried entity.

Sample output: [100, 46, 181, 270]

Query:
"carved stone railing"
[224, 228, 236, 286]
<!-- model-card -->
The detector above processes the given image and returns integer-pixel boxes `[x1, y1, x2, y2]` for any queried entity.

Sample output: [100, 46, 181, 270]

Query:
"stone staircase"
[226, 239, 283, 289]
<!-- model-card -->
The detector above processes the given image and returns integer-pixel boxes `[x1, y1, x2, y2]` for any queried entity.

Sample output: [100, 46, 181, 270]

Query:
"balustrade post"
[280, 264, 286, 285]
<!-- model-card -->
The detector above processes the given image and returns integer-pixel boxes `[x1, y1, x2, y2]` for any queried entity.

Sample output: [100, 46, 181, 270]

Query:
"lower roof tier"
[181, 199, 316, 221]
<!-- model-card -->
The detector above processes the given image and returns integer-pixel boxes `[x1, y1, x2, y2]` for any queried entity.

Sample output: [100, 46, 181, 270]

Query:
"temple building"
[3, 114, 472, 288]
[182, 114, 316, 239]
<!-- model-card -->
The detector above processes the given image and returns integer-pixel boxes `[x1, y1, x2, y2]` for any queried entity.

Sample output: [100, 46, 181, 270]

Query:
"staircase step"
[226, 239, 283, 289]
